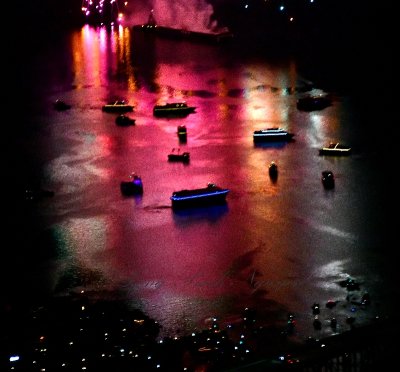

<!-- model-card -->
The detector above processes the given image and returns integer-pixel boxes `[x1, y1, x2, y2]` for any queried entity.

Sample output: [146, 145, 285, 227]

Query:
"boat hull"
[319, 143, 351, 156]
[319, 149, 351, 156]
[297, 96, 332, 111]
[153, 106, 196, 118]
[322, 171, 335, 189]
[116, 115, 135, 126]
[102, 105, 134, 113]
[253, 133, 294, 142]
[168, 153, 190, 163]
[171, 186, 229, 209]
[120, 182, 143, 195]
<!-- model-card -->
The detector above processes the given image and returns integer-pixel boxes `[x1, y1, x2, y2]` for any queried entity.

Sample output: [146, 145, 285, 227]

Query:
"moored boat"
[321, 170, 335, 189]
[168, 148, 190, 163]
[297, 94, 332, 111]
[253, 128, 295, 142]
[177, 125, 187, 142]
[120, 173, 143, 195]
[54, 99, 71, 111]
[177, 125, 187, 136]
[153, 102, 196, 117]
[102, 100, 134, 113]
[268, 161, 278, 180]
[171, 183, 230, 208]
[319, 142, 351, 156]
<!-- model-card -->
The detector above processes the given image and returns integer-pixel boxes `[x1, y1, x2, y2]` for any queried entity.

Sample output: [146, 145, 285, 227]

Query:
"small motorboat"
[319, 142, 351, 156]
[168, 148, 190, 163]
[297, 94, 332, 111]
[177, 125, 187, 142]
[177, 125, 187, 136]
[171, 183, 230, 209]
[153, 102, 196, 117]
[54, 99, 71, 111]
[120, 173, 143, 195]
[268, 161, 278, 180]
[253, 128, 295, 142]
[321, 170, 335, 189]
[116, 114, 135, 126]
[102, 100, 134, 113]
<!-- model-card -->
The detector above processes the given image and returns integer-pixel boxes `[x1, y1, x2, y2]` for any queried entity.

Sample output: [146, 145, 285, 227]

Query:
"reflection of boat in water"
[132, 10, 234, 44]
[172, 203, 229, 220]
[321, 170, 335, 189]
[319, 142, 351, 156]
[102, 100, 134, 113]
[168, 148, 190, 163]
[253, 128, 295, 143]
[120, 173, 143, 195]
[171, 183, 230, 209]
[115, 114, 135, 126]
[297, 94, 332, 111]
[153, 103, 196, 117]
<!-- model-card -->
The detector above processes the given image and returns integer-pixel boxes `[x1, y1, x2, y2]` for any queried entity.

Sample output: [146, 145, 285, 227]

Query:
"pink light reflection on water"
[34, 24, 391, 340]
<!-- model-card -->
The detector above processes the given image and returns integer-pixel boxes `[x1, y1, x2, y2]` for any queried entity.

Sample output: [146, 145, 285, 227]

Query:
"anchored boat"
[170, 183, 230, 209]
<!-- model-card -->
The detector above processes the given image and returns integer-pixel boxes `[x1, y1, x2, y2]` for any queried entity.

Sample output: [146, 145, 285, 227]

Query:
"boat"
[297, 95, 332, 111]
[253, 127, 295, 142]
[153, 102, 196, 117]
[168, 148, 190, 163]
[102, 100, 134, 113]
[268, 161, 278, 180]
[115, 114, 135, 126]
[177, 125, 187, 136]
[120, 173, 143, 195]
[54, 99, 71, 111]
[319, 142, 351, 156]
[321, 170, 335, 189]
[177, 125, 187, 142]
[170, 183, 230, 208]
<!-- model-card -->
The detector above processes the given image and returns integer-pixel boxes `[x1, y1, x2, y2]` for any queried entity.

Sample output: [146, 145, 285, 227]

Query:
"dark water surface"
[3, 20, 395, 354]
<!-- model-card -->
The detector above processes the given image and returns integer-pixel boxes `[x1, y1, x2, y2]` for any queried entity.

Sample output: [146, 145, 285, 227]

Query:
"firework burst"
[81, 0, 127, 25]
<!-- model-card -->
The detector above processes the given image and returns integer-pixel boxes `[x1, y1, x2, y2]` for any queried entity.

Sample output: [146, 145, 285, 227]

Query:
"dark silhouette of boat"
[54, 99, 71, 111]
[253, 128, 295, 143]
[268, 161, 278, 180]
[177, 125, 187, 142]
[297, 95, 332, 111]
[120, 173, 143, 195]
[153, 102, 196, 117]
[115, 114, 135, 126]
[102, 100, 134, 113]
[168, 148, 190, 163]
[321, 170, 335, 189]
[171, 183, 230, 209]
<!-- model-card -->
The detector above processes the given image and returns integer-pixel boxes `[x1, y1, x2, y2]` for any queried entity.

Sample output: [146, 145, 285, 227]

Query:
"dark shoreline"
[2, 289, 397, 371]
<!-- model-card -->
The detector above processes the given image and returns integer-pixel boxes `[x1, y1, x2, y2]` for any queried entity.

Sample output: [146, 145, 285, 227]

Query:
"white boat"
[253, 128, 294, 142]
[102, 100, 134, 113]
[319, 143, 351, 156]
